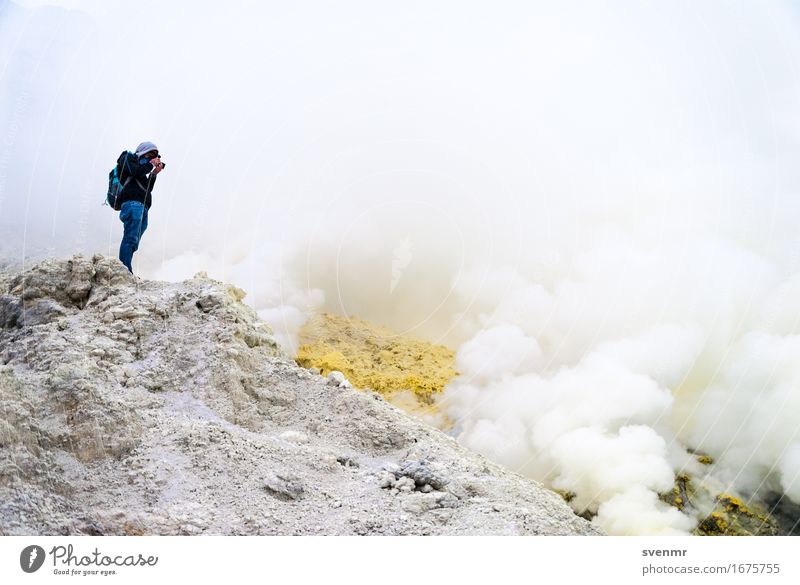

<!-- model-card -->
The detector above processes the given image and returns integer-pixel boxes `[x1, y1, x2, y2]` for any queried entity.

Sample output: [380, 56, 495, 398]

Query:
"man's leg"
[133, 207, 149, 252]
[119, 201, 145, 273]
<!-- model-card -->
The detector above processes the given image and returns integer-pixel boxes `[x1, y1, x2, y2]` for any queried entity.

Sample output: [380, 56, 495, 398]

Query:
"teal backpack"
[105, 151, 131, 211]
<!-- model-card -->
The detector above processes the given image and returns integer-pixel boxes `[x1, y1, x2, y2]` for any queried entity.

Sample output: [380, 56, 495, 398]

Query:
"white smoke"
[442, 221, 800, 532]
[2, 0, 800, 534]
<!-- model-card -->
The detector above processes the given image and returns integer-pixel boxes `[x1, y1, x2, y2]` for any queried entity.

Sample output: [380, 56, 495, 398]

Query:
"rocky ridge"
[0, 255, 601, 535]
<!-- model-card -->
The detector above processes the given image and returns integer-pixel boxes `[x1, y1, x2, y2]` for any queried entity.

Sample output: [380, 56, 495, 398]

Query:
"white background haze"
[2, 0, 800, 534]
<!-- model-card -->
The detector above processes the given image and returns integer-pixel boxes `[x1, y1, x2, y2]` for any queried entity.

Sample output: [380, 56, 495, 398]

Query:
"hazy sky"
[3, 1, 799, 268]
[3, 0, 800, 534]
[3, 0, 800, 333]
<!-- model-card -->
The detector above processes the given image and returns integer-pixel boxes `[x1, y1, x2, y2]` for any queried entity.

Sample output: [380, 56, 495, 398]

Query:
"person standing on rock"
[116, 141, 164, 273]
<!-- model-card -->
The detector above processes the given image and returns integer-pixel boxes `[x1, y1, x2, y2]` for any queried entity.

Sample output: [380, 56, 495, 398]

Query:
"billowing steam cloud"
[2, 0, 800, 534]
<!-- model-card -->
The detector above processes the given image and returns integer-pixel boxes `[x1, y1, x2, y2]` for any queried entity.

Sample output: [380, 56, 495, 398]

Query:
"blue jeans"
[118, 201, 148, 273]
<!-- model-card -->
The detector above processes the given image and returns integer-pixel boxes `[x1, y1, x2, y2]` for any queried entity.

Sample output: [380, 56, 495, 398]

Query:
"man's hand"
[151, 157, 164, 174]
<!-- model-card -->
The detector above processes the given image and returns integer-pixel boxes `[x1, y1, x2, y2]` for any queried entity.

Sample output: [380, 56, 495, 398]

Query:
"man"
[116, 141, 164, 273]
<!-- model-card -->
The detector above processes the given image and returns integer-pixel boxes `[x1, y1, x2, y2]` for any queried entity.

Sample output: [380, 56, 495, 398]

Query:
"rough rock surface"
[0, 255, 602, 536]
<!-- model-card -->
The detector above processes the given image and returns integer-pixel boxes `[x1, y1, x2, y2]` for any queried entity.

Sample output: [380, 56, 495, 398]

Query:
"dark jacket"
[115, 151, 157, 209]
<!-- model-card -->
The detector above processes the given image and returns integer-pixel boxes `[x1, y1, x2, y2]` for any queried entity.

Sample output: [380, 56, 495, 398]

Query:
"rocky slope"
[0, 255, 601, 535]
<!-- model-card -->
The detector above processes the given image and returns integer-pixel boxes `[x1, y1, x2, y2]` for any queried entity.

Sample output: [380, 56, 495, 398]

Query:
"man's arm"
[123, 156, 154, 181]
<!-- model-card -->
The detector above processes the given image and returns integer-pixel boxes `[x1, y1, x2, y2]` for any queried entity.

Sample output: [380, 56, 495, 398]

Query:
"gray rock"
[0, 255, 603, 536]
[377, 471, 396, 488]
[394, 476, 416, 493]
[397, 459, 449, 491]
[278, 430, 309, 444]
[0, 295, 22, 328]
[264, 472, 305, 500]
[326, 371, 352, 388]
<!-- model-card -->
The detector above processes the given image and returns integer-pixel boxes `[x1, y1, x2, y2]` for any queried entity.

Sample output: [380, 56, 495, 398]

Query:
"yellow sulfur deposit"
[660, 474, 779, 535]
[694, 492, 778, 536]
[295, 312, 458, 404]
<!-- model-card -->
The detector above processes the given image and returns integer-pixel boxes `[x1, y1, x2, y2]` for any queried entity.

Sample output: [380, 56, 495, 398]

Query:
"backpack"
[105, 151, 147, 210]
[105, 151, 130, 210]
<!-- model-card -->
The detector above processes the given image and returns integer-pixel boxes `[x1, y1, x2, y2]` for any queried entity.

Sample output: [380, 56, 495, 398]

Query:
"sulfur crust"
[295, 312, 458, 404]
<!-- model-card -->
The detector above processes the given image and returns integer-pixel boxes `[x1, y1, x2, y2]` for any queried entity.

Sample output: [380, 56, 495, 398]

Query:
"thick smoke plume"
[2, 0, 800, 534]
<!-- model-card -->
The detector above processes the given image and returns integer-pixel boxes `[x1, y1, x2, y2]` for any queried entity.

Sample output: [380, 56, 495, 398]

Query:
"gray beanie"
[134, 141, 158, 157]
